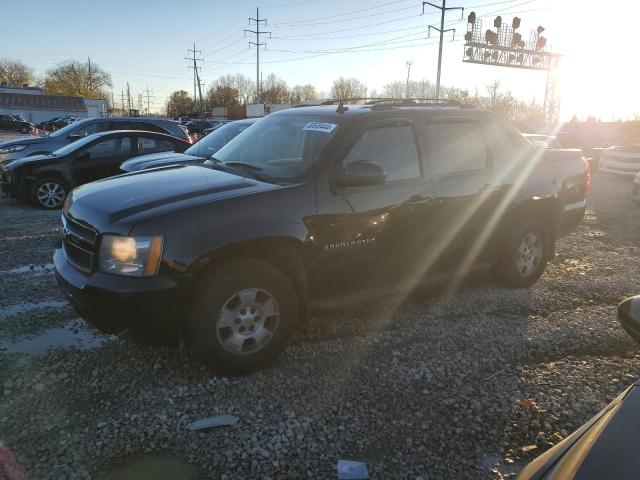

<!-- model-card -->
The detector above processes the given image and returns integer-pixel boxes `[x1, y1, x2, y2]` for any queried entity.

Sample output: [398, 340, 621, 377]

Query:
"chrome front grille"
[62, 214, 98, 272]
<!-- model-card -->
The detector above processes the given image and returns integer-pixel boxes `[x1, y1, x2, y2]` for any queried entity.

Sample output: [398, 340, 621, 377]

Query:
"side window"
[84, 137, 132, 158]
[137, 137, 176, 154]
[74, 122, 110, 137]
[343, 125, 421, 182]
[136, 122, 165, 134]
[109, 121, 135, 131]
[425, 121, 488, 176]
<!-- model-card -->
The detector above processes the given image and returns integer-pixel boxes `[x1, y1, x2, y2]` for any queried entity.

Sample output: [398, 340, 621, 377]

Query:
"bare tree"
[330, 77, 366, 100]
[0, 59, 35, 87]
[43, 60, 111, 98]
[289, 84, 317, 103]
[262, 74, 290, 104]
[381, 80, 406, 99]
[234, 74, 256, 105]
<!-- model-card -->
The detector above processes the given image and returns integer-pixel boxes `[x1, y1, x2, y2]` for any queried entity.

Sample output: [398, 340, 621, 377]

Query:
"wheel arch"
[188, 236, 310, 324]
[511, 195, 561, 252]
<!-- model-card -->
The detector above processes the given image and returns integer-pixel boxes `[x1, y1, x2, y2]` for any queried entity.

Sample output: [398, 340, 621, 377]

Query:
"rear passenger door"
[312, 117, 436, 295]
[421, 117, 499, 271]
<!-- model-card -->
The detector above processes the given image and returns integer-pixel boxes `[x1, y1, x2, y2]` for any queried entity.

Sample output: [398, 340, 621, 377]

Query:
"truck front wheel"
[187, 259, 298, 375]
[492, 218, 552, 288]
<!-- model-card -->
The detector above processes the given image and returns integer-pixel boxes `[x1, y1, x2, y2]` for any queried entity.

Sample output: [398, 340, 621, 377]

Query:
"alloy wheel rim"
[516, 232, 543, 277]
[216, 288, 280, 355]
[37, 182, 65, 208]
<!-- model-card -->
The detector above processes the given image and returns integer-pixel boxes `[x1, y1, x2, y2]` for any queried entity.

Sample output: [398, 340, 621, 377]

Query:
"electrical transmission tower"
[405, 61, 413, 98]
[423, 1, 464, 99]
[245, 7, 270, 104]
[186, 43, 204, 112]
[144, 85, 155, 116]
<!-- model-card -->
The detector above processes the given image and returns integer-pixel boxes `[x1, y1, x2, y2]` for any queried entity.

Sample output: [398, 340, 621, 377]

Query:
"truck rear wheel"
[187, 259, 298, 375]
[492, 218, 552, 288]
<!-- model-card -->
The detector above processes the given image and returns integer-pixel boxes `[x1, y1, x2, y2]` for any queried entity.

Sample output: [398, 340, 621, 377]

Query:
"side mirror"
[336, 161, 386, 188]
[618, 296, 640, 344]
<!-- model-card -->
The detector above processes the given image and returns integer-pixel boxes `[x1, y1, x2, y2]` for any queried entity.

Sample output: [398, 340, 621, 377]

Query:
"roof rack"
[319, 97, 471, 112]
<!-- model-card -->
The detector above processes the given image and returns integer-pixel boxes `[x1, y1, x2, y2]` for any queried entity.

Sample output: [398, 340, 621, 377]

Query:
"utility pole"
[126, 82, 132, 111]
[121, 90, 126, 111]
[245, 8, 270, 104]
[423, 1, 463, 99]
[405, 61, 413, 99]
[186, 42, 204, 113]
[143, 85, 154, 116]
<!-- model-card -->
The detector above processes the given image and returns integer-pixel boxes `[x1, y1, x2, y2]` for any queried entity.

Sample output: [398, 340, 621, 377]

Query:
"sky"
[3, 0, 638, 121]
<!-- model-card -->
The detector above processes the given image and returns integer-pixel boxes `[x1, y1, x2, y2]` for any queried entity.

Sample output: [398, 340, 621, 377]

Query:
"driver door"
[72, 136, 133, 186]
[311, 118, 436, 298]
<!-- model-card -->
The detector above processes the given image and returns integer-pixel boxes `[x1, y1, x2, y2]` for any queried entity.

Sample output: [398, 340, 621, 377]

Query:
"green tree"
[43, 59, 111, 98]
[0, 59, 35, 87]
[166, 90, 193, 116]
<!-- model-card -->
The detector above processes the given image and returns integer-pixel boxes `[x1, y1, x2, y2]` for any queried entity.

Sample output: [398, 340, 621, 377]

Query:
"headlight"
[99, 235, 163, 277]
[0, 145, 27, 154]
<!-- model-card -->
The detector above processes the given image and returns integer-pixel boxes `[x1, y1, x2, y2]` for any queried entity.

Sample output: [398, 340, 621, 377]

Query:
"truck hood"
[119, 152, 204, 172]
[67, 165, 279, 233]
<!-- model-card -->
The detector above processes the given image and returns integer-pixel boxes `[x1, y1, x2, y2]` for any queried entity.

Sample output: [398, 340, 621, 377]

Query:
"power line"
[245, 7, 270, 103]
[273, 4, 419, 27]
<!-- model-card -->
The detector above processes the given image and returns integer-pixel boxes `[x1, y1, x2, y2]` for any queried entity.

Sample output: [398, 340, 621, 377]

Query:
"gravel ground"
[0, 173, 639, 479]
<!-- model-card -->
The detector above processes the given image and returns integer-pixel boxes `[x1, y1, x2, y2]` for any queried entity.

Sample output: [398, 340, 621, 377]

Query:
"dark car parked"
[0, 114, 34, 134]
[54, 101, 589, 375]
[120, 118, 258, 172]
[184, 119, 216, 135]
[1, 130, 189, 209]
[518, 295, 640, 480]
[0, 116, 190, 164]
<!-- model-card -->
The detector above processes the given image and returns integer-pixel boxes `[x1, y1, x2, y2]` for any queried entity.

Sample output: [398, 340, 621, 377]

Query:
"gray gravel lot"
[0, 173, 639, 479]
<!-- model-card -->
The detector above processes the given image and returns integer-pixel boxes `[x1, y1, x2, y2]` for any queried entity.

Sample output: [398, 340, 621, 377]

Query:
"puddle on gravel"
[0, 262, 55, 275]
[0, 300, 68, 320]
[0, 320, 115, 355]
[98, 454, 203, 480]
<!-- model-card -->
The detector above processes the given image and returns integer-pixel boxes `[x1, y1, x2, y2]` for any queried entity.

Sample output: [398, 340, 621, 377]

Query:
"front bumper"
[54, 247, 190, 345]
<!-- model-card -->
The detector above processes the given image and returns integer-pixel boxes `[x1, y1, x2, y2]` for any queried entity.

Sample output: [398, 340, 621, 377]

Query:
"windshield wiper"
[223, 162, 263, 172]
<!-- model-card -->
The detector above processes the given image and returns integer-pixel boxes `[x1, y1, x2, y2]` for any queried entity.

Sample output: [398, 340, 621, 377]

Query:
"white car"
[633, 172, 640, 205]
[599, 144, 640, 175]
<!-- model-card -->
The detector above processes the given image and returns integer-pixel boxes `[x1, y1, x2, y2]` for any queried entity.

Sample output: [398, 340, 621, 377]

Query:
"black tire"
[31, 177, 68, 210]
[187, 259, 298, 375]
[492, 218, 552, 288]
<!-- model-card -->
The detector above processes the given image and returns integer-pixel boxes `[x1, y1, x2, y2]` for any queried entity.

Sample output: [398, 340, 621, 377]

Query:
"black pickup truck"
[54, 102, 589, 374]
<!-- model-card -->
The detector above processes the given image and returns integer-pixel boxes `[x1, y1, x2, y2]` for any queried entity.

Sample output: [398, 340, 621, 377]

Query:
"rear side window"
[425, 121, 488, 176]
[344, 125, 421, 182]
[136, 122, 166, 134]
[138, 137, 177, 154]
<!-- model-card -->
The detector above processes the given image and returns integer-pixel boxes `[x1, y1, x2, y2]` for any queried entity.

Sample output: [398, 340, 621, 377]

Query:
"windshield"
[49, 119, 90, 138]
[212, 114, 340, 181]
[185, 121, 256, 157]
[50, 133, 102, 156]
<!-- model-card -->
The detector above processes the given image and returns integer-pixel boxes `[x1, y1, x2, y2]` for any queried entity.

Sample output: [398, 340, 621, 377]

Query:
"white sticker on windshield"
[303, 122, 337, 134]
